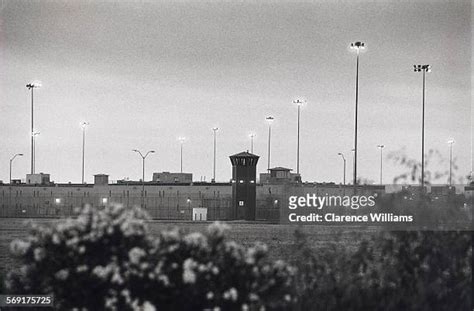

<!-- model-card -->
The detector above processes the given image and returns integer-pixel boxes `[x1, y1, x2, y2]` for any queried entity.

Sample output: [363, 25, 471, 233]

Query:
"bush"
[7, 205, 295, 311]
[292, 229, 472, 311]
[6, 204, 471, 310]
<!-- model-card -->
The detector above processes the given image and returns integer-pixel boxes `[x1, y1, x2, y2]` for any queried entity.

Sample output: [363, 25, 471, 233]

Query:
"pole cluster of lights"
[349, 41, 365, 188]
[413, 64, 431, 187]
[26, 81, 42, 175]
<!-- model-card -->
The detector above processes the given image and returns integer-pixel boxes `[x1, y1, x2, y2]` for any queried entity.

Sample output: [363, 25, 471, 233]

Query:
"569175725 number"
[0, 295, 53, 307]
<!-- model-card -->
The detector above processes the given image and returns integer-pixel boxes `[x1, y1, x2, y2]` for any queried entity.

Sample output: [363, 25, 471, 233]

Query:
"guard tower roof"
[229, 151, 259, 158]
[269, 167, 292, 171]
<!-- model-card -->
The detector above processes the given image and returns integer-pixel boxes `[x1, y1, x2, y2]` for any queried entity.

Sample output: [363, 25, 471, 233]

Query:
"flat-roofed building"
[26, 173, 50, 185]
[259, 167, 301, 184]
[152, 172, 192, 184]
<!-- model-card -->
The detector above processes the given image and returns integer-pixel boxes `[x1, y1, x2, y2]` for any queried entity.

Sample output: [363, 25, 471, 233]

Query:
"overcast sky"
[0, 0, 471, 184]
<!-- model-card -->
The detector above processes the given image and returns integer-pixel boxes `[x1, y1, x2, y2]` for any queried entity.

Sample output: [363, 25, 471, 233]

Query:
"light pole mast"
[81, 122, 89, 184]
[338, 152, 346, 185]
[349, 42, 365, 188]
[26, 81, 41, 174]
[249, 133, 256, 153]
[179, 137, 185, 173]
[414, 64, 431, 187]
[212, 128, 218, 182]
[9, 153, 23, 184]
[377, 145, 385, 185]
[132, 149, 155, 207]
[448, 140, 455, 186]
[32, 131, 40, 174]
[293, 99, 304, 176]
[266, 116, 274, 172]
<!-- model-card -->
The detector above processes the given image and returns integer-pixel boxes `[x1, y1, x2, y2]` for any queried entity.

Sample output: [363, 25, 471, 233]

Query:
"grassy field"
[0, 217, 378, 275]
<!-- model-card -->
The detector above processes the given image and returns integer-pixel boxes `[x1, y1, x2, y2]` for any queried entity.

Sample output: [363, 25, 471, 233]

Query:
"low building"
[26, 173, 51, 185]
[259, 167, 301, 184]
[152, 172, 192, 184]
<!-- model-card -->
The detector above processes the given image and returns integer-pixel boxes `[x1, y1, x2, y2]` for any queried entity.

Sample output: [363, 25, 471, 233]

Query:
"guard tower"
[229, 151, 259, 220]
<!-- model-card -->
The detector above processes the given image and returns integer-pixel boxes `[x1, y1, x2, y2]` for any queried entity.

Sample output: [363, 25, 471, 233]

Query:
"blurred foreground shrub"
[292, 229, 472, 311]
[6, 204, 471, 310]
[7, 205, 295, 311]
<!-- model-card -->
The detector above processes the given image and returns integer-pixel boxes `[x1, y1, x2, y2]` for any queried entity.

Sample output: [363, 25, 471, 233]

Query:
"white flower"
[93, 265, 112, 280]
[129, 247, 146, 265]
[111, 271, 124, 285]
[249, 293, 259, 301]
[33, 247, 46, 261]
[52, 233, 61, 245]
[184, 232, 207, 248]
[10, 240, 30, 256]
[207, 222, 230, 237]
[182, 258, 197, 284]
[142, 301, 156, 311]
[247, 243, 268, 264]
[54, 269, 69, 280]
[223, 288, 238, 301]
[284, 294, 291, 302]
[158, 274, 170, 287]
[206, 292, 214, 300]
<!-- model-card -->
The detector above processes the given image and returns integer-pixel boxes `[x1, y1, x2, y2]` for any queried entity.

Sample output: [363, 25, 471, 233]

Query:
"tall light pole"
[293, 99, 304, 175]
[9, 153, 23, 184]
[32, 131, 40, 174]
[212, 128, 218, 182]
[178, 137, 185, 173]
[132, 149, 155, 207]
[266, 116, 274, 172]
[414, 64, 431, 187]
[349, 42, 365, 187]
[351, 148, 355, 184]
[448, 139, 455, 186]
[337, 152, 346, 185]
[26, 81, 42, 174]
[249, 133, 256, 153]
[377, 145, 385, 185]
[81, 122, 89, 184]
